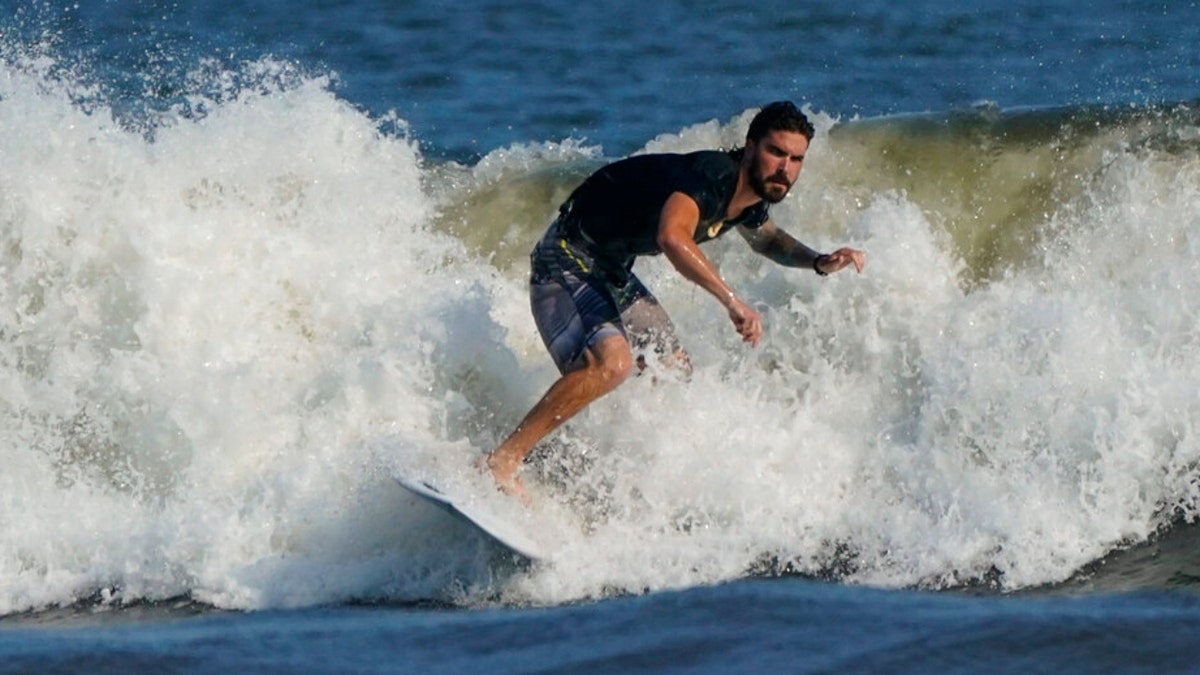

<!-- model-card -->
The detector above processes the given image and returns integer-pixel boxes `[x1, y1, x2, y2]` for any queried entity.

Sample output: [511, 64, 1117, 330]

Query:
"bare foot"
[475, 454, 533, 506]
[495, 472, 532, 507]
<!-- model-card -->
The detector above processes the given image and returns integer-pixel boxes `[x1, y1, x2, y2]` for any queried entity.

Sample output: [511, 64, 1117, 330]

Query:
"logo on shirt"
[706, 221, 726, 239]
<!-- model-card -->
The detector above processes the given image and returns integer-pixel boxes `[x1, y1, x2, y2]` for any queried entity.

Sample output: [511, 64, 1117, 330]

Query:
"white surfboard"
[396, 477, 549, 562]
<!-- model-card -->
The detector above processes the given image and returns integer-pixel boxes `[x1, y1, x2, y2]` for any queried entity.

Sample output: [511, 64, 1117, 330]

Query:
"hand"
[817, 247, 866, 274]
[727, 297, 762, 347]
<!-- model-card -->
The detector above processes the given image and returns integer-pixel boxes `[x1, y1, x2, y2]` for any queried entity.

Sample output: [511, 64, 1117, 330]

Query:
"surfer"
[483, 101, 866, 502]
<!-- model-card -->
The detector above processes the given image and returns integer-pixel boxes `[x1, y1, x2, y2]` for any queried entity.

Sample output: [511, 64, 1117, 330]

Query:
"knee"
[588, 337, 635, 390]
[601, 350, 634, 386]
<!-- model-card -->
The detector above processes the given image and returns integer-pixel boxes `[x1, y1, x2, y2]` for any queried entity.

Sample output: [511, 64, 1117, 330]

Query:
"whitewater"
[2, 48, 1199, 618]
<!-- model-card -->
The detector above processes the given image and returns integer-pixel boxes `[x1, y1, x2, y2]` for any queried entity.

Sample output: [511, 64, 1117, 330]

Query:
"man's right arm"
[657, 192, 763, 347]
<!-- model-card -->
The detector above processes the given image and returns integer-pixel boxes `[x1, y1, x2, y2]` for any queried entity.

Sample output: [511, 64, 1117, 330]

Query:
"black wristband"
[813, 254, 829, 276]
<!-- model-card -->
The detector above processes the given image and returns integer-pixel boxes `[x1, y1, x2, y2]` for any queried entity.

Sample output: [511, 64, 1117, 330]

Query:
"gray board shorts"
[528, 217, 676, 373]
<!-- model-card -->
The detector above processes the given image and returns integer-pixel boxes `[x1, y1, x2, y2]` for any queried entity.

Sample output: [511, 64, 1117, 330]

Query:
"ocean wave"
[2, 45, 1199, 616]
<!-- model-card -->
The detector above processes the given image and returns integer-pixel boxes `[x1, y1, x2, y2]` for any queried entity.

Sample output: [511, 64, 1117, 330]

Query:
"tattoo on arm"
[764, 231, 822, 269]
[740, 222, 825, 271]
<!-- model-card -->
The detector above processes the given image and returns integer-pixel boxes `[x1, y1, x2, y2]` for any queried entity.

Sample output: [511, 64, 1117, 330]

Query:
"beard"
[749, 167, 792, 204]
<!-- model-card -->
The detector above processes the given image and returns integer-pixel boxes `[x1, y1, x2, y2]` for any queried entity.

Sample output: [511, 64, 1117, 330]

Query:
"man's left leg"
[620, 284, 692, 377]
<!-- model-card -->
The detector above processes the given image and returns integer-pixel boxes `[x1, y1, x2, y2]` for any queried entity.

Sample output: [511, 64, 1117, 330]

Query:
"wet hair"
[746, 101, 815, 142]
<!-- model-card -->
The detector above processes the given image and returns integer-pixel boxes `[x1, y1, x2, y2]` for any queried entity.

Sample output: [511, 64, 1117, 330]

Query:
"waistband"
[537, 205, 632, 287]
[562, 198, 611, 247]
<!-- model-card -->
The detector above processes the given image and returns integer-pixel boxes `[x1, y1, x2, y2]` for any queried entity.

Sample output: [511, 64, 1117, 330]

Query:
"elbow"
[748, 240, 772, 256]
[655, 229, 676, 252]
[656, 232, 687, 259]
[657, 237, 700, 278]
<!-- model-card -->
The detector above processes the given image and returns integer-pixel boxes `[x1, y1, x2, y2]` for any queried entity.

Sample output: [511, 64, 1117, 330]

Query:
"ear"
[741, 137, 757, 164]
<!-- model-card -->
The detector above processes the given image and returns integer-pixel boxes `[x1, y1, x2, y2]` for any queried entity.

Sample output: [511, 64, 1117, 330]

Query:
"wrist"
[813, 254, 829, 276]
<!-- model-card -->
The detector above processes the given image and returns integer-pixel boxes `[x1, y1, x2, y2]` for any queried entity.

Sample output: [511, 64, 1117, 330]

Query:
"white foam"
[2, 55, 1198, 614]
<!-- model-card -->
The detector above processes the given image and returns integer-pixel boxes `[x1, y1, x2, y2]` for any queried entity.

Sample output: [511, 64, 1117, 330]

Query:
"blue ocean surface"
[2, 0, 1200, 672]
[3, 580, 1200, 674]
[8, 0, 1200, 159]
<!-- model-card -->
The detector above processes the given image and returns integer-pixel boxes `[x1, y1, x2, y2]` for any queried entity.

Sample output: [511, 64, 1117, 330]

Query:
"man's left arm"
[737, 220, 865, 276]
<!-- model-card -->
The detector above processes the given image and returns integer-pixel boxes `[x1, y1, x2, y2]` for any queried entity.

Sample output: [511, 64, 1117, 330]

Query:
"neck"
[726, 159, 761, 220]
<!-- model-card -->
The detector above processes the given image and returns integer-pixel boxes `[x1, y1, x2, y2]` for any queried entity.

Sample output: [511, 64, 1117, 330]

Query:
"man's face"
[746, 130, 809, 203]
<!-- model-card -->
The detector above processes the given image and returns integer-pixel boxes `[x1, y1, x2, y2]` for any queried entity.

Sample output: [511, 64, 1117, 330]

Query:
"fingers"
[739, 317, 761, 346]
[828, 247, 866, 273]
[737, 322, 760, 347]
[730, 302, 762, 347]
[850, 249, 865, 272]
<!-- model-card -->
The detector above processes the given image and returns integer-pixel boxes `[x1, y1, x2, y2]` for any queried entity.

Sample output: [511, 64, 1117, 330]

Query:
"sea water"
[1, 0, 1200, 672]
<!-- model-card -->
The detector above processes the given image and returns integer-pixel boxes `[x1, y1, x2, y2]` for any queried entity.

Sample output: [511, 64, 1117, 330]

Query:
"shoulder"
[596, 150, 734, 178]
[683, 150, 740, 179]
[669, 150, 741, 199]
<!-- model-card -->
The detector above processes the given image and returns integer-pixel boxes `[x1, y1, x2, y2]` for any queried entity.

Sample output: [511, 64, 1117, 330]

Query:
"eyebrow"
[767, 143, 805, 161]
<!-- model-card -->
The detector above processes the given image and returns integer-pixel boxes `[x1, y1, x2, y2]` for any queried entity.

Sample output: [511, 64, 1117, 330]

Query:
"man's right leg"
[483, 333, 633, 501]
[483, 227, 633, 501]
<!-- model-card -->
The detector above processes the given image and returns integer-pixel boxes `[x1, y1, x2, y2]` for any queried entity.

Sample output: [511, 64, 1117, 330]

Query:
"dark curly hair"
[746, 101, 815, 142]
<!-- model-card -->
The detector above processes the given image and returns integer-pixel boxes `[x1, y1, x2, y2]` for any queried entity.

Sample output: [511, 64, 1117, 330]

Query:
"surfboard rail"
[396, 476, 549, 562]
